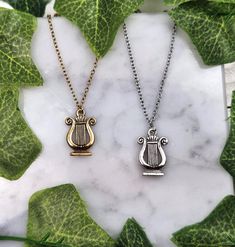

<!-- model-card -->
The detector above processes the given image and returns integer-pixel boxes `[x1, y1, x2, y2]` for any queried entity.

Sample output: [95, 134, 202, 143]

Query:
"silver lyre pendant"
[138, 128, 168, 176]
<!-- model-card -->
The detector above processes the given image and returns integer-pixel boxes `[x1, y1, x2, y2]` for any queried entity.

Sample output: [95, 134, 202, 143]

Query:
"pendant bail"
[77, 104, 83, 110]
[149, 121, 154, 128]
[77, 105, 85, 116]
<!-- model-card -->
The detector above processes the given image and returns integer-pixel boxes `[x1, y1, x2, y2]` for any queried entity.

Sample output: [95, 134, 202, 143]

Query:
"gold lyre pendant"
[65, 108, 96, 156]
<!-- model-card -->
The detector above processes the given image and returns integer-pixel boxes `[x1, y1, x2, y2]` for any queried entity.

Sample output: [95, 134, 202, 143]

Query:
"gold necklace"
[47, 15, 98, 156]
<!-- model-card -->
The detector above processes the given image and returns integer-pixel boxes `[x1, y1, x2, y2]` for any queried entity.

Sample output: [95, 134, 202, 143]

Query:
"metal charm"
[138, 128, 168, 176]
[65, 108, 96, 156]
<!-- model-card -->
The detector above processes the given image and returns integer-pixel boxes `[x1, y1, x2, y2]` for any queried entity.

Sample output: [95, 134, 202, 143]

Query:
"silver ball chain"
[123, 22, 177, 128]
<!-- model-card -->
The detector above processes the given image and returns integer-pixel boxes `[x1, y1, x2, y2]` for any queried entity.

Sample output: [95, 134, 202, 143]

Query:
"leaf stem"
[0, 235, 70, 247]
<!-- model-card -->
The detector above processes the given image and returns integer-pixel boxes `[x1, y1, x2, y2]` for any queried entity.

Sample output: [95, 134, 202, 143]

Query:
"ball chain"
[123, 22, 177, 127]
[47, 15, 98, 110]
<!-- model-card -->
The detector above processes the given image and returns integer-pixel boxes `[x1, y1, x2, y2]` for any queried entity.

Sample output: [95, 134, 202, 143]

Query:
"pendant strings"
[123, 22, 177, 128]
[47, 15, 98, 110]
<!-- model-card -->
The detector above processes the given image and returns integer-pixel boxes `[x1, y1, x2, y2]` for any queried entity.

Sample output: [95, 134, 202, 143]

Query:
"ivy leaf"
[169, 2, 235, 65]
[0, 86, 42, 180]
[54, 0, 144, 57]
[115, 218, 153, 247]
[0, 8, 43, 86]
[26, 184, 115, 247]
[205, 2, 235, 15]
[172, 195, 235, 247]
[2, 0, 51, 17]
[164, 0, 235, 7]
[220, 91, 235, 178]
[0, 235, 71, 247]
[210, 0, 235, 3]
[164, 0, 191, 6]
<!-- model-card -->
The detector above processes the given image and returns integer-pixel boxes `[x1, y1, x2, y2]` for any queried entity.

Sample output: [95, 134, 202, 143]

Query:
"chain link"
[123, 22, 177, 127]
[47, 15, 99, 109]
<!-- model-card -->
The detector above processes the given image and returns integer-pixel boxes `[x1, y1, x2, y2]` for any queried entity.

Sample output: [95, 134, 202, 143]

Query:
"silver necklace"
[123, 22, 177, 176]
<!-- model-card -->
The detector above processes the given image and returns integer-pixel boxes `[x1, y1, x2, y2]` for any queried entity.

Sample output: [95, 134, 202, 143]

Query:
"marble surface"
[0, 14, 233, 247]
[225, 63, 235, 105]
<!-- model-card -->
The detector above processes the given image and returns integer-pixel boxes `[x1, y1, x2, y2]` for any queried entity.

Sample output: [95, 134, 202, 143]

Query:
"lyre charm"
[65, 108, 96, 156]
[138, 128, 168, 176]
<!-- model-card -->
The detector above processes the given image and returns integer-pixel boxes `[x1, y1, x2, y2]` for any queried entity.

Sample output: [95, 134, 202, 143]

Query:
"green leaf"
[115, 218, 153, 247]
[54, 0, 144, 57]
[2, 0, 51, 17]
[172, 195, 235, 247]
[169, 2, 235, 65]
[210, 0, 235, 3]
[209, 4, 235, 15]
[0, 86, 42, 180]
[205, 1, 235, 15]
[0, 235, 71, 247]
[164, 0, 235, 7]
[164, 0, 191, 6]
[220, 91, 235, 178]
[26, 184, 115, 247]
[0, 8, 43, 86]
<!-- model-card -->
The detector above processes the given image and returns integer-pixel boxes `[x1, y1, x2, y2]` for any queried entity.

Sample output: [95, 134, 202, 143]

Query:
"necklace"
[123, 22, 177, 176]
[47, 15, 98, 156]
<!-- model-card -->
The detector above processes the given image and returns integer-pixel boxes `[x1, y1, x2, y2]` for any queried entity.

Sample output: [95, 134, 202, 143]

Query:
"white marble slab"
[0, 14, 233, 247]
